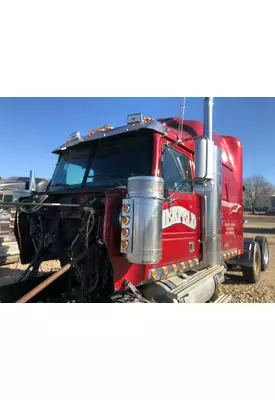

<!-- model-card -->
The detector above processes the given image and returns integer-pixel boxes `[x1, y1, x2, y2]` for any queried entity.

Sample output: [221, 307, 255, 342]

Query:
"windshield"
[49, 132, 153, 191]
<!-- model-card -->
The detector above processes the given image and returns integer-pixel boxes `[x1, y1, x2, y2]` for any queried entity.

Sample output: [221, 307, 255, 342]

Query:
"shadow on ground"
[224, 271, 245, 285]
[0, 267, 24, 288]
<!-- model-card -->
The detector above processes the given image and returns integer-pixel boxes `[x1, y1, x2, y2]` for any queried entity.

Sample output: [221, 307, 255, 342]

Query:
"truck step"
[167, 264, 225, 300]
[213, 294, 232, 303]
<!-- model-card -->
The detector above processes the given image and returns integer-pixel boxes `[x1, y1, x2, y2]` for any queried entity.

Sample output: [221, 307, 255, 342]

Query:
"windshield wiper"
[50, 183, 71, 188]
[86, 175, 128, 187]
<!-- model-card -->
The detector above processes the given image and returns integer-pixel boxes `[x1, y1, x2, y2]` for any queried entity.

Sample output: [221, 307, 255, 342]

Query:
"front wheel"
[242, 242, 262, 283]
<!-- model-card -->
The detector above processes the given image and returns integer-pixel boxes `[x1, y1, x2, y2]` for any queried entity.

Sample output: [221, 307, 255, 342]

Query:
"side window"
[162, 147, 192, 193]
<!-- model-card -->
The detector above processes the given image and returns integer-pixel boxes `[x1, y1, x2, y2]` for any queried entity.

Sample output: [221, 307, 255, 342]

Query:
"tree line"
[244, 176, 275, 213]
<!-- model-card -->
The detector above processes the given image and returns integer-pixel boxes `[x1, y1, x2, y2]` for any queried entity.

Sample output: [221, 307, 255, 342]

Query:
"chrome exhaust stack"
[194, 97, 222, 267]
[204, 97, 213, 141]
[29, 169, 37, 193]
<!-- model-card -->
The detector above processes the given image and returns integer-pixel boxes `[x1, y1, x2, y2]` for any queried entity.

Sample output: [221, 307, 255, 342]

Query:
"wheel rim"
[263, 242, 269, 266]
[254, 249, 260, 274]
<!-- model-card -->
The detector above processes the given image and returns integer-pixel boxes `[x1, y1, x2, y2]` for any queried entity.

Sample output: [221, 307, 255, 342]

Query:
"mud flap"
[226, 238, 256, 268]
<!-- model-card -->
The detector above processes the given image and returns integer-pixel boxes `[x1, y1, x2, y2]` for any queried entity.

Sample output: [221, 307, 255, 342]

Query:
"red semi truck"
[0, 98, 269, 302]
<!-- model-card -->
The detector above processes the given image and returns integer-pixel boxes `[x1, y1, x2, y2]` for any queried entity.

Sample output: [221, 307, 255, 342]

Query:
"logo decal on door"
[162, 206, 197, 230]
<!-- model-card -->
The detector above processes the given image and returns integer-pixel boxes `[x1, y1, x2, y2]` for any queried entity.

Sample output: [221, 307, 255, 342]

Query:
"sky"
[0, 97, 274, 183]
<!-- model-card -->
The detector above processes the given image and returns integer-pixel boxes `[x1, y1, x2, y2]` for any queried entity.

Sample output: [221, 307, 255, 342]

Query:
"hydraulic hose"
[19, 216, 45, 282]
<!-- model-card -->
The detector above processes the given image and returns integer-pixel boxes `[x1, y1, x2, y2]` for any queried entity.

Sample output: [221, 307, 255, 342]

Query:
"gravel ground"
[219, 212, 275, 302]
[1, 212, 275, 302]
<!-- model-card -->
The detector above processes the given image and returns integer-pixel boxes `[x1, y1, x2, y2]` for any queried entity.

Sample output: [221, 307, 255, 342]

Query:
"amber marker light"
[144, 116, 152, 123]
[122, 204, 130, 213]
[121, 241, 128, 250]
[151, 270, 157, 278]
[122, 216, 129, 225]
[122, 228, 129, 237]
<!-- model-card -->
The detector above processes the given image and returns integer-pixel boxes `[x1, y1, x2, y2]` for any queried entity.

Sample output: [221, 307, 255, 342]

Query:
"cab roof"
[52, 116, 241, 172]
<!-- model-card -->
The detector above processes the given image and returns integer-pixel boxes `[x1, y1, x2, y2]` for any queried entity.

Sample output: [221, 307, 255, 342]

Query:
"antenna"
[177, 97, 186, 142]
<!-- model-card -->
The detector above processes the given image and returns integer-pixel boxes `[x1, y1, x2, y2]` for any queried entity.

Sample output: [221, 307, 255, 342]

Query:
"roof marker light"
[144, 116, 152, 123]
[103, 124, 113, 131]
[88, 130, 95, 136]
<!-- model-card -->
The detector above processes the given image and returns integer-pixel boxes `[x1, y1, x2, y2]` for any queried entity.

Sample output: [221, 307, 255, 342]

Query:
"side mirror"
[36, 179, 49, 193]
[194, 137, 214, 182]
[243, 185, 246, 192]
[29, 170, 37, 192]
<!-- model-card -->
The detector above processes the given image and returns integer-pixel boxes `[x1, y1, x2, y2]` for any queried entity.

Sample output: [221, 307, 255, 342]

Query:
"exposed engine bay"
[12, 191, 122, 302]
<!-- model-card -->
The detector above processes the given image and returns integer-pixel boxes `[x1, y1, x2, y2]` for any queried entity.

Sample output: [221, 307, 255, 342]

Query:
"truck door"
[160, 143, 201, 266]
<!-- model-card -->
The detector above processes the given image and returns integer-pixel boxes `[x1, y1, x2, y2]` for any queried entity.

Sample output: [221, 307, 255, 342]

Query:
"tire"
[242, 242, 262, 283]
[255, 236, 269, 271]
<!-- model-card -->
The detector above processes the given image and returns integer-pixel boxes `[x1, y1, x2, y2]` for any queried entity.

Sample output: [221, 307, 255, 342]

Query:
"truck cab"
[5, 99, 268, 303]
